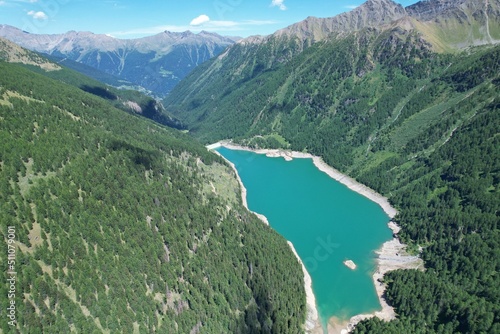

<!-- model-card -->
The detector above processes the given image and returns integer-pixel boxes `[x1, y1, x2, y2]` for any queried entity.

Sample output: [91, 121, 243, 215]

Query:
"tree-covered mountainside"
[164, 0, 500, 332]
[44, 54, 136, 90]
[0, 37, 60, 72]
[27, 63, 186, 130]
[166, 0, 500, 148]
[0, 36, 184, 130]
[0, 61, 306, 333]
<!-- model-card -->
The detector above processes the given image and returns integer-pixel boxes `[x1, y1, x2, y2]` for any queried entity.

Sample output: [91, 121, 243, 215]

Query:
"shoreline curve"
[208, 141, 422, 334]
[208, 142, 321, 333]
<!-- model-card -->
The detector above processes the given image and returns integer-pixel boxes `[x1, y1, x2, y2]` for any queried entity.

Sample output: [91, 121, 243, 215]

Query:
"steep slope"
[24, 59, 185, 130]
[0, 61, 306, 333]
[408, 0, 500, 51]
[0, 37, 60, 71]
[164, 0, 500, 332]
[271, 0, 500, 50]
[0, 39, 184, 130]
[165, 0, 499, 131]
[165, 0, 500, 147]
[45, 54, 134, 88]
[0, 25, 238, 98]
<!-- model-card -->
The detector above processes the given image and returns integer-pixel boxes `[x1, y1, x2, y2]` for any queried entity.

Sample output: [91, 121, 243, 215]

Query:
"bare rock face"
[246, 0, 500, 49]
[273, 0, 407, 43]
[407, 0, 500, 49]
[406, 0, 469, 21]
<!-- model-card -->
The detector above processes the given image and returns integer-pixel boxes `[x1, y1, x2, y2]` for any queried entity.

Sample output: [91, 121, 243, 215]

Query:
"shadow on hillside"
[80, 85, 118, 100]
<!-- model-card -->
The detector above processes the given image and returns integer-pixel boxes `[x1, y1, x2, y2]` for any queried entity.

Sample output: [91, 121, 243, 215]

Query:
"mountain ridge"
[231, 0, 500, 51]
[272, 0, 407, 42]
[0, 24, 239, 53]
[0, 38, 187, 129]
[0, 24, 239, 97]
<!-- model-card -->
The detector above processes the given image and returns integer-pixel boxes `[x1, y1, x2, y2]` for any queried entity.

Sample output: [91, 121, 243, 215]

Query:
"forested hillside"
[353, 95, 500, 332]
[0, 36, 184, 130]
[164, 0, 500, 331]
[0, 61, 306, 333]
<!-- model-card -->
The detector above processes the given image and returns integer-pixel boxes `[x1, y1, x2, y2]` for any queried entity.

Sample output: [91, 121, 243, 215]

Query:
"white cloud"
[190, 14, 210, 26]
[344, 5, 359, 9]
[27, 10, 48, 19]
[270, 0, 286, 11]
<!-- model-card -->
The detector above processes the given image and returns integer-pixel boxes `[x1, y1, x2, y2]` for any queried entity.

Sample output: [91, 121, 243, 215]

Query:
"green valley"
[1, 0, 499, 332]
[165, 0, 500, 332]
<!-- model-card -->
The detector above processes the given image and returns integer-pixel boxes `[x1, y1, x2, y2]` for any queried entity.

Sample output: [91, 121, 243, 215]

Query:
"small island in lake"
[343, 260, 357, 270]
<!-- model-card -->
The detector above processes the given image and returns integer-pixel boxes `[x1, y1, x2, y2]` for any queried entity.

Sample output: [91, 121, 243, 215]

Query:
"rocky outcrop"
[240, 0, 500, 49]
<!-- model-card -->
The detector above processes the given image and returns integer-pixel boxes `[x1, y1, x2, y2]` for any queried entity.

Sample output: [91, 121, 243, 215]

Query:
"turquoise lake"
[215, 147, 392, 326]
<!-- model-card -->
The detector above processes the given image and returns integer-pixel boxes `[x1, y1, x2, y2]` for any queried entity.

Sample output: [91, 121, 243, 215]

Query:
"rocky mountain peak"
[268, 0, 406, 43]
[0, 25, 237, 54]
[238, 0, 499, 51]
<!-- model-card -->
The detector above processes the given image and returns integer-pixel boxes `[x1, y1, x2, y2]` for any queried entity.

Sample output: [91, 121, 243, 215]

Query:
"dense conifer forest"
[0, 61, 306, 333]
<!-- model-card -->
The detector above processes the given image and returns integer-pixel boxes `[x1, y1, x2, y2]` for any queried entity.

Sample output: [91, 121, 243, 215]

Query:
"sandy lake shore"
[207, 141, 423, 334]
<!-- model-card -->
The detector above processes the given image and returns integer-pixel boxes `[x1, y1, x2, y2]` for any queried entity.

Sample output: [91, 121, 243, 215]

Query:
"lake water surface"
[215, 147, 392, 326]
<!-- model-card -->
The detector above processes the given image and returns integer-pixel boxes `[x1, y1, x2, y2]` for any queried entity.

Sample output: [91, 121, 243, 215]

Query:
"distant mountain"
[0, 37, 186, 129]
[45, 54, 135, 89]
[166, 0, 500, 140]
[0, 25, 239, 98]
[273, 0, 406, 43]
[407, 0, 500, 50]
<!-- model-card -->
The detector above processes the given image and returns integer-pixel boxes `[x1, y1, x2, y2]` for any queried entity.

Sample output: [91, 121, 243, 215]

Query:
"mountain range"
[0, 25, 238, 98]
[220, 0, 499, 52]
[0, 36, 185, 129]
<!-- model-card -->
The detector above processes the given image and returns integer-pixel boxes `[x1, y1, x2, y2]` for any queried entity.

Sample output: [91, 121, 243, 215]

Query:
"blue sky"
[0, 0, 420, 39]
